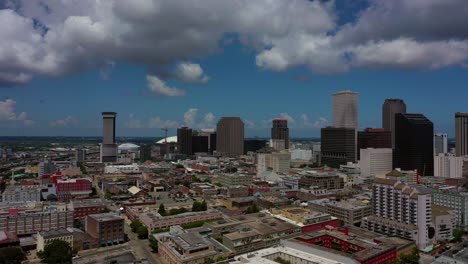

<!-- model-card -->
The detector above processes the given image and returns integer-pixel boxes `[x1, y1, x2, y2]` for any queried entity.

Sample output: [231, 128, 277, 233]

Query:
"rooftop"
[88, 213, 123, 222]
[39, 228, 71, 239]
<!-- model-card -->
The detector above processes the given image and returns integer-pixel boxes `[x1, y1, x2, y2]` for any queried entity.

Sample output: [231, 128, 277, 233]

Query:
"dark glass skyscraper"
[216, 117, 244, 157]
[321, 127, 356, 168]
[177, 127, 192, 155]
[192, 135, 209, 153]
[455, 112, 468, 156]
[357, 128, 391, 159]
[271, 118, 289, 149]
[100, 112, 117, 163]
[382, 99, 406, 148]
[394, 113, 433, 176]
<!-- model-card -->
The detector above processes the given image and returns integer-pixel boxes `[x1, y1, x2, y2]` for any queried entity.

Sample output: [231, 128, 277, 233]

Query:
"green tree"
[204, 258, 215, 264]
[158, 203, 166, 216]
[149, 235, 158, 252]
[0, 247, 24, 264]
[137, 225, 148, 239]
[176, 164, 184, 169]
[245, 204, 259, 214]
[192, 201, 202, 212]
[200, 200, 207, 211]
[453, 228, 464, 242]
[104, 191, 112, 200]
[395, 247, 419, 264]
[37, 240, 72, 264]
[215, 256, 226, 262]
[130, 220, 143, 233]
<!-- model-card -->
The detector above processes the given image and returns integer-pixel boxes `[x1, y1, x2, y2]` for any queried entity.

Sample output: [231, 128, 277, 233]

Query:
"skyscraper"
[100, 112, 117, 163]
[271, 118, 289, 149]
[332, 90, 358, 129]
[216, 117, 244, 157]
[177, 127, 193, 155]
[321, 127, 356, 168]
[455, 112, 468, 156]
[357, 128, 391, 159]
[394, 113, 433, 176]
[382, 99, 407, 148]
[434, 133, 448, 155]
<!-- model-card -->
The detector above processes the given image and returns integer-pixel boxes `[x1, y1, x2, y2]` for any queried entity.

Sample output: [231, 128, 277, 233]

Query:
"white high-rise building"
[332, 90, 358, 129]
[434, 153, 463, 178]
[359, 148, 393, 177]
[434, 133, 448, 155]
[271, 151, 291, 175]
[256, 152, 272, 176]
[362, 178, 433, 249]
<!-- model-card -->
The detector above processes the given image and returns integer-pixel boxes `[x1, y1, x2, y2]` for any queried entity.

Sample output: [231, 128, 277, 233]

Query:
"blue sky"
[1, 0, 468, 137]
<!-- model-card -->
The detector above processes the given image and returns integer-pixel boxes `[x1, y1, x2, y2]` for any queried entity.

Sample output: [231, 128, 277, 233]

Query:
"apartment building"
[138, 209, 223, 231]
[85, 213, 125, 246]
[308, 198, 372, 226]
[218, 173, 253, 187]
[2, 185, 42, 202]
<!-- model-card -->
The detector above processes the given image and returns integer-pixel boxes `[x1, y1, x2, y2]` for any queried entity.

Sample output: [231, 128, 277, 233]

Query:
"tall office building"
[359, 148, 393, 177]
[216, 117, 244, 157]
[200, 129, 216, 153]
[100, 112, 117, 163]
[382, 99, 407, 148]
[321, 127, 356, 168]
[394, 113, 434, 176]
[192, 136, 209, 153]
[271, 118, 289, 149]
[434, 154, 463, 179]
[434, 133, 448, 155]
[332, 90, 358, 129]
[455, 112, 468, 156]
[177, 127, 193, 155]
[75, 149, 86, 166]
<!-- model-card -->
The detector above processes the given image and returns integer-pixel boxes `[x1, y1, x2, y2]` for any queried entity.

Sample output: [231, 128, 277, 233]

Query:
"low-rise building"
[222, 215, 299, 254]
[85, 213, 125, 246]
[0, 202, 73, 235]
[104, 164, 140, 174]
[432, 189, 468, 231]
[384, 169, 418, 185]
[2, 185, 42, 202]
[156, 226, 231, 264]
[298, 171, 344, 190]
[218, 173, 253, 186]
[269, 207, 340, 233]
[56, 178, 92, 201]
[308, 198, 372, 226]
[138, 209, 223, 231]
[69, 199, 107, 219]
[37, 228, 73, 252]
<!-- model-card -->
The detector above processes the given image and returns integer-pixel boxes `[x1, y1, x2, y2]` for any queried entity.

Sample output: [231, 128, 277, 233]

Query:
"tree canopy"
[0, 247, 24, 264]
[37, 240, 72, 264]
[395, 247, 419, 264]
[158, 203, 166, 216]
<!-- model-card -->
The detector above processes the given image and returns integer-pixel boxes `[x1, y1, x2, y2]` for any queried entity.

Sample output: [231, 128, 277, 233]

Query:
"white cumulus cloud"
[147, 75, 185, 96]
[175, 62, 210, 84]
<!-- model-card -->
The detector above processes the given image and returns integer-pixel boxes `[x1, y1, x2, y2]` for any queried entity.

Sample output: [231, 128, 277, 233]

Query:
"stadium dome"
[156, 136, 177, 144]
[118, 143, 140, 151]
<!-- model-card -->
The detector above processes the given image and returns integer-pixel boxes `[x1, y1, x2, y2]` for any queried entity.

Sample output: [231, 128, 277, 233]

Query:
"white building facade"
[434, 154, 463, 178]
[359, 148, 392, 177]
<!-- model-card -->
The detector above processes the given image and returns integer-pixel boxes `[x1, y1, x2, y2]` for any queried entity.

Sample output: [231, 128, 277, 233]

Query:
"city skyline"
[1, 1, 468, 137]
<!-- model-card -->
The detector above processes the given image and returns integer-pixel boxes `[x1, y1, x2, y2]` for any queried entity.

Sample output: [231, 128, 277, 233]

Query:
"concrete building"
[455, 112, 468, 156]
[104, 163, 139, 174]
[362, 179, 434, 249]
[156, 226, 230, 264]
[432, 189, 468, 231]
[434, 154, 463, 178]
[218, 173, 253, 186]
[394, 113, 434, 176]
[357, 128, 391, 159]
[85, 213, 124, 246]
[177, 127, 193, 155]
[69, 199, 107, 219]
[0, 203, 73, 235]
[434, 133, 448, 155]
[75, 148, 86, 167]
[137, 209, 223, 231]
[308, 198, 372, 226]
[37, 228, 73, 252]
[290, 149, 313, 161]
[216, 117, 244, 157]
[382, 98, 407, 148]
[384, 169, 418, 185]
[256, 151, 273, 176]
[332, 90, 358, 129]
[272, 118, 289, 149]
[38, 160, 57, 177]
[432, 205, 456, 241]
[359, 148, 392, 177]
[100, 112, 117, 163]
[269, 207, 339, 233]
[321, 127, 356, 168]
[298, 171, 344, 190]
[2, 185, 42, 202]
[272, 151, 291, 175]
[270, 139, 286, 151]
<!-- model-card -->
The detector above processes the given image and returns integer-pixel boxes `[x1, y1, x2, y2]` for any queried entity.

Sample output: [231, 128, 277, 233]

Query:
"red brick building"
[85, 213, 125, 246]
[70, 199, 107, 219]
